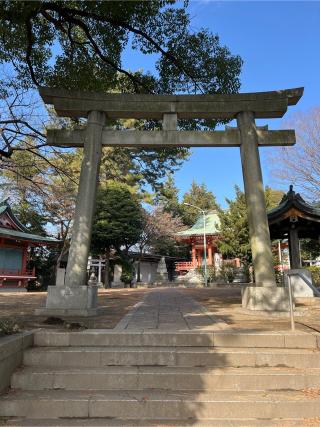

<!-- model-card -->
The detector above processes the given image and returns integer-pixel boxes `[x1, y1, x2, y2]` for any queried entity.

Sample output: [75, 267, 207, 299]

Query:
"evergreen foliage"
[0, 1, 242, 97]
[91, 182, 143, 256]
[217, 185, 251, 262]
[300, 239, 320, 261]
[14, 200, 47, 236]
[181, 181, 218, 226]
[265, 186, 285, 210]
[155, 174, 182, 218]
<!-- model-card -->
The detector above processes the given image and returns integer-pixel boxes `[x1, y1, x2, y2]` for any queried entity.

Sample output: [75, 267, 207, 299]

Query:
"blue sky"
[124, 1, 320, 207]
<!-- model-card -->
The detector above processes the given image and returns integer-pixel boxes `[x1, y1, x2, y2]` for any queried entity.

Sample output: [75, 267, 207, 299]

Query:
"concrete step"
[23, 346, 320, 369]
[11, 366, 320, 391]
[2, 417, 312, 426]
[34, 330, 320, 349]
[1, 389, 320, 419]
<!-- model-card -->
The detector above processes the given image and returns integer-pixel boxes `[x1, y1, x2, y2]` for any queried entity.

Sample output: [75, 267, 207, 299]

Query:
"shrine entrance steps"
[1, 329, 320, 426]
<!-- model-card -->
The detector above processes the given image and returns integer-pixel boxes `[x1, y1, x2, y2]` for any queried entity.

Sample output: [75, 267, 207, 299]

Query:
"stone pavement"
[114, 288, 227, 331]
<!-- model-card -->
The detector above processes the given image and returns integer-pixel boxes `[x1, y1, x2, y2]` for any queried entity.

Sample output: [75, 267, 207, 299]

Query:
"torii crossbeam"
[37, 87, 303, 315]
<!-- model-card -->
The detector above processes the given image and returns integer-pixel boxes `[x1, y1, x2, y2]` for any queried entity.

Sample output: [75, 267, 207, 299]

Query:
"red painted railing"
[0, 268, 35, 277]
[175, 258, 241, 272]
[175, 261, 197, 272]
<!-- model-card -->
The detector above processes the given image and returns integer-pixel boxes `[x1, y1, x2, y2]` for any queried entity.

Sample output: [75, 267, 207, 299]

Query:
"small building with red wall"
[0, 199, 60, 289]
[175, 211, 240, 275]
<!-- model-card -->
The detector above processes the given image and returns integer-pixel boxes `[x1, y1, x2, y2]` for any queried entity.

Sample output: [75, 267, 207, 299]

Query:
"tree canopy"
[91, 182, 143, 256]
[0, 2, 243, 274]
[155, 173, 181, 218]
[265, 186, 285, 210]
[0, 1, 242, 95]
[181, 181, 219, 226]
[217, 185, 285, 262]
[0, 0, 242, 159]
[217, 185, 251, 262]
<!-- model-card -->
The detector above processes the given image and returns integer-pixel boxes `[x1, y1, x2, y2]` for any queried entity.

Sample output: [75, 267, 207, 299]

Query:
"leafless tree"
[136, 206, 185, 281]
[268, 107, 320, 202]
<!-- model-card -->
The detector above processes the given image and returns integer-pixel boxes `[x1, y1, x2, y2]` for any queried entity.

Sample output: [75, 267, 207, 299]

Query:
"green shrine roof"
[0, 198, 60, 245]
[0, 227, 60, 244]
[176, 211, 220, 237]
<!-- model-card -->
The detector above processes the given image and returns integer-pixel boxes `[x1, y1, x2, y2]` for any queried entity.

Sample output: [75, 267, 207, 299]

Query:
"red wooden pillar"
[208, 243, 213, 266]
[197, 250, 202, 267]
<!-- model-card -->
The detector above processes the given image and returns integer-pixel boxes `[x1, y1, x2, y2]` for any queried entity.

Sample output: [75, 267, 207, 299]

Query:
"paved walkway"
[114, 288, 227, 331]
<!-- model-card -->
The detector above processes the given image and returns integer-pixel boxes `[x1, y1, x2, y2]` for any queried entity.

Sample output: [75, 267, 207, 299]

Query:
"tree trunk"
[104, 247, 110, 288]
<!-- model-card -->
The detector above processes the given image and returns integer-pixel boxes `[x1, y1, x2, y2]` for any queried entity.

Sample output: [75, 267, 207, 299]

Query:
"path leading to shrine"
[114, 288, 227, 331]
[2, 286, 320, 333]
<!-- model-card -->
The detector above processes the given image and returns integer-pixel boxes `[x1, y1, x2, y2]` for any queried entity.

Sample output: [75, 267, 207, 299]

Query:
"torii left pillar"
[36, 111, 105, 316]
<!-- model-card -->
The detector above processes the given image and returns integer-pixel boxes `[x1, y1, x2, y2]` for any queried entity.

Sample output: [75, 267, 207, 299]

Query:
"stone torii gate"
[36, 87, 303, 316]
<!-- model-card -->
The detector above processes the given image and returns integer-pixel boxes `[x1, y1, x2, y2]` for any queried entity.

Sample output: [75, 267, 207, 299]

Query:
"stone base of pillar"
[35, 285, 98, 317]
[284, 269, 316, 298]
[242, 285, 292, 311]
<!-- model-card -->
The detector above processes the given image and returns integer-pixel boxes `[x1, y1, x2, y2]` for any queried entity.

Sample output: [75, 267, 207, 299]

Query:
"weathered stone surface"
[2, 389, 320, 420]
[0, 417, 311, 426]
[39, 86, 303, 119]
[237, 111, 276, 288]
[64, 110, 105, 289]
[242, 286, 291, 311]
[0, 331, 34, 392]
[285, 268, 316, 297]
[35, 285, 98, 317]
[34, 329, 320, 349]
[22, 345, 320, 369]
[55, 268, 66, 287]
[47, 128, 296, 148]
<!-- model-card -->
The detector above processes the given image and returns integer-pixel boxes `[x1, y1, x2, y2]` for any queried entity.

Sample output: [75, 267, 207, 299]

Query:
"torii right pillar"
[237, 111, 288, 311]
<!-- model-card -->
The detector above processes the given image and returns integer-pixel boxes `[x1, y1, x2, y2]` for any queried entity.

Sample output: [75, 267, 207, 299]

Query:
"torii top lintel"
[39, 87, 303, 120]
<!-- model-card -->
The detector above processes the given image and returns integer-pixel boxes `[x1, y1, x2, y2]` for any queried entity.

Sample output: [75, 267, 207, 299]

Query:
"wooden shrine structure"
[0, 199, 59, 289]
[37, 86, 303, 314]
[175, 211, 240, 274]
[268, 185, 320, 269]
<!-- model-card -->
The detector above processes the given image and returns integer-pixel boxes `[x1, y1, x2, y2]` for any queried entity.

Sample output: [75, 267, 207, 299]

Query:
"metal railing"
[285, 270, 320, 331]
[286, 273, 295, 331]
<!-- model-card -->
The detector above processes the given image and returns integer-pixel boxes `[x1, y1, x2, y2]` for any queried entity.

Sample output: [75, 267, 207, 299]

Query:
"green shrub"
[120, 261, 135, 286]
[274, 269, 284, 285]
[26, 279, 45, 292]
[219, 263, 236, 283]
[0, 319, 20, 336]
[306, 266, 320, 286]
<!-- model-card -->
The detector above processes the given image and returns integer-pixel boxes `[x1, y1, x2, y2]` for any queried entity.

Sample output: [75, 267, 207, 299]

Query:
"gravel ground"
[0, 288, 150, 331]
[1, 286, 320, 333]
[180, 287, 320, 333]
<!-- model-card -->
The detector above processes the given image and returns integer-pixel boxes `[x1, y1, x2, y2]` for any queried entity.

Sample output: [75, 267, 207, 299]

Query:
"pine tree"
[181, 181, 218, 226]
[217, 186, 251, 262]
[156, 174, 181, 218]
[217, 185, 284, 262]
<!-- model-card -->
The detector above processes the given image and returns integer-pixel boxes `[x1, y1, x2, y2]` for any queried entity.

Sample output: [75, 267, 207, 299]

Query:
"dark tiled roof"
[268, 185, 320, 223]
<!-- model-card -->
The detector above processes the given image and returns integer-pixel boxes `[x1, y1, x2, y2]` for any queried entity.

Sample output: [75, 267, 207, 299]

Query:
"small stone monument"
[156, 257, 168, 282]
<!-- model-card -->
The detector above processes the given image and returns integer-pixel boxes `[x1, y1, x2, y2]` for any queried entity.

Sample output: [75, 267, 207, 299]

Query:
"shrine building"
[0, 199, 60, 289]
[175, 211, 240, 275]
[268, 185, 320, 269]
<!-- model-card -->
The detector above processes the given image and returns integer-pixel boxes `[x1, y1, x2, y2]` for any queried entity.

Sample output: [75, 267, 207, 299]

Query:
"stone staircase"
[1, 330, 320, 426]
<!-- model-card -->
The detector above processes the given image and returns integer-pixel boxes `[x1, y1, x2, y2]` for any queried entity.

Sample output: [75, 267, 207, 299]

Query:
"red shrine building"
[175, 211, 240, 275]
[0, 199, 59, 289]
